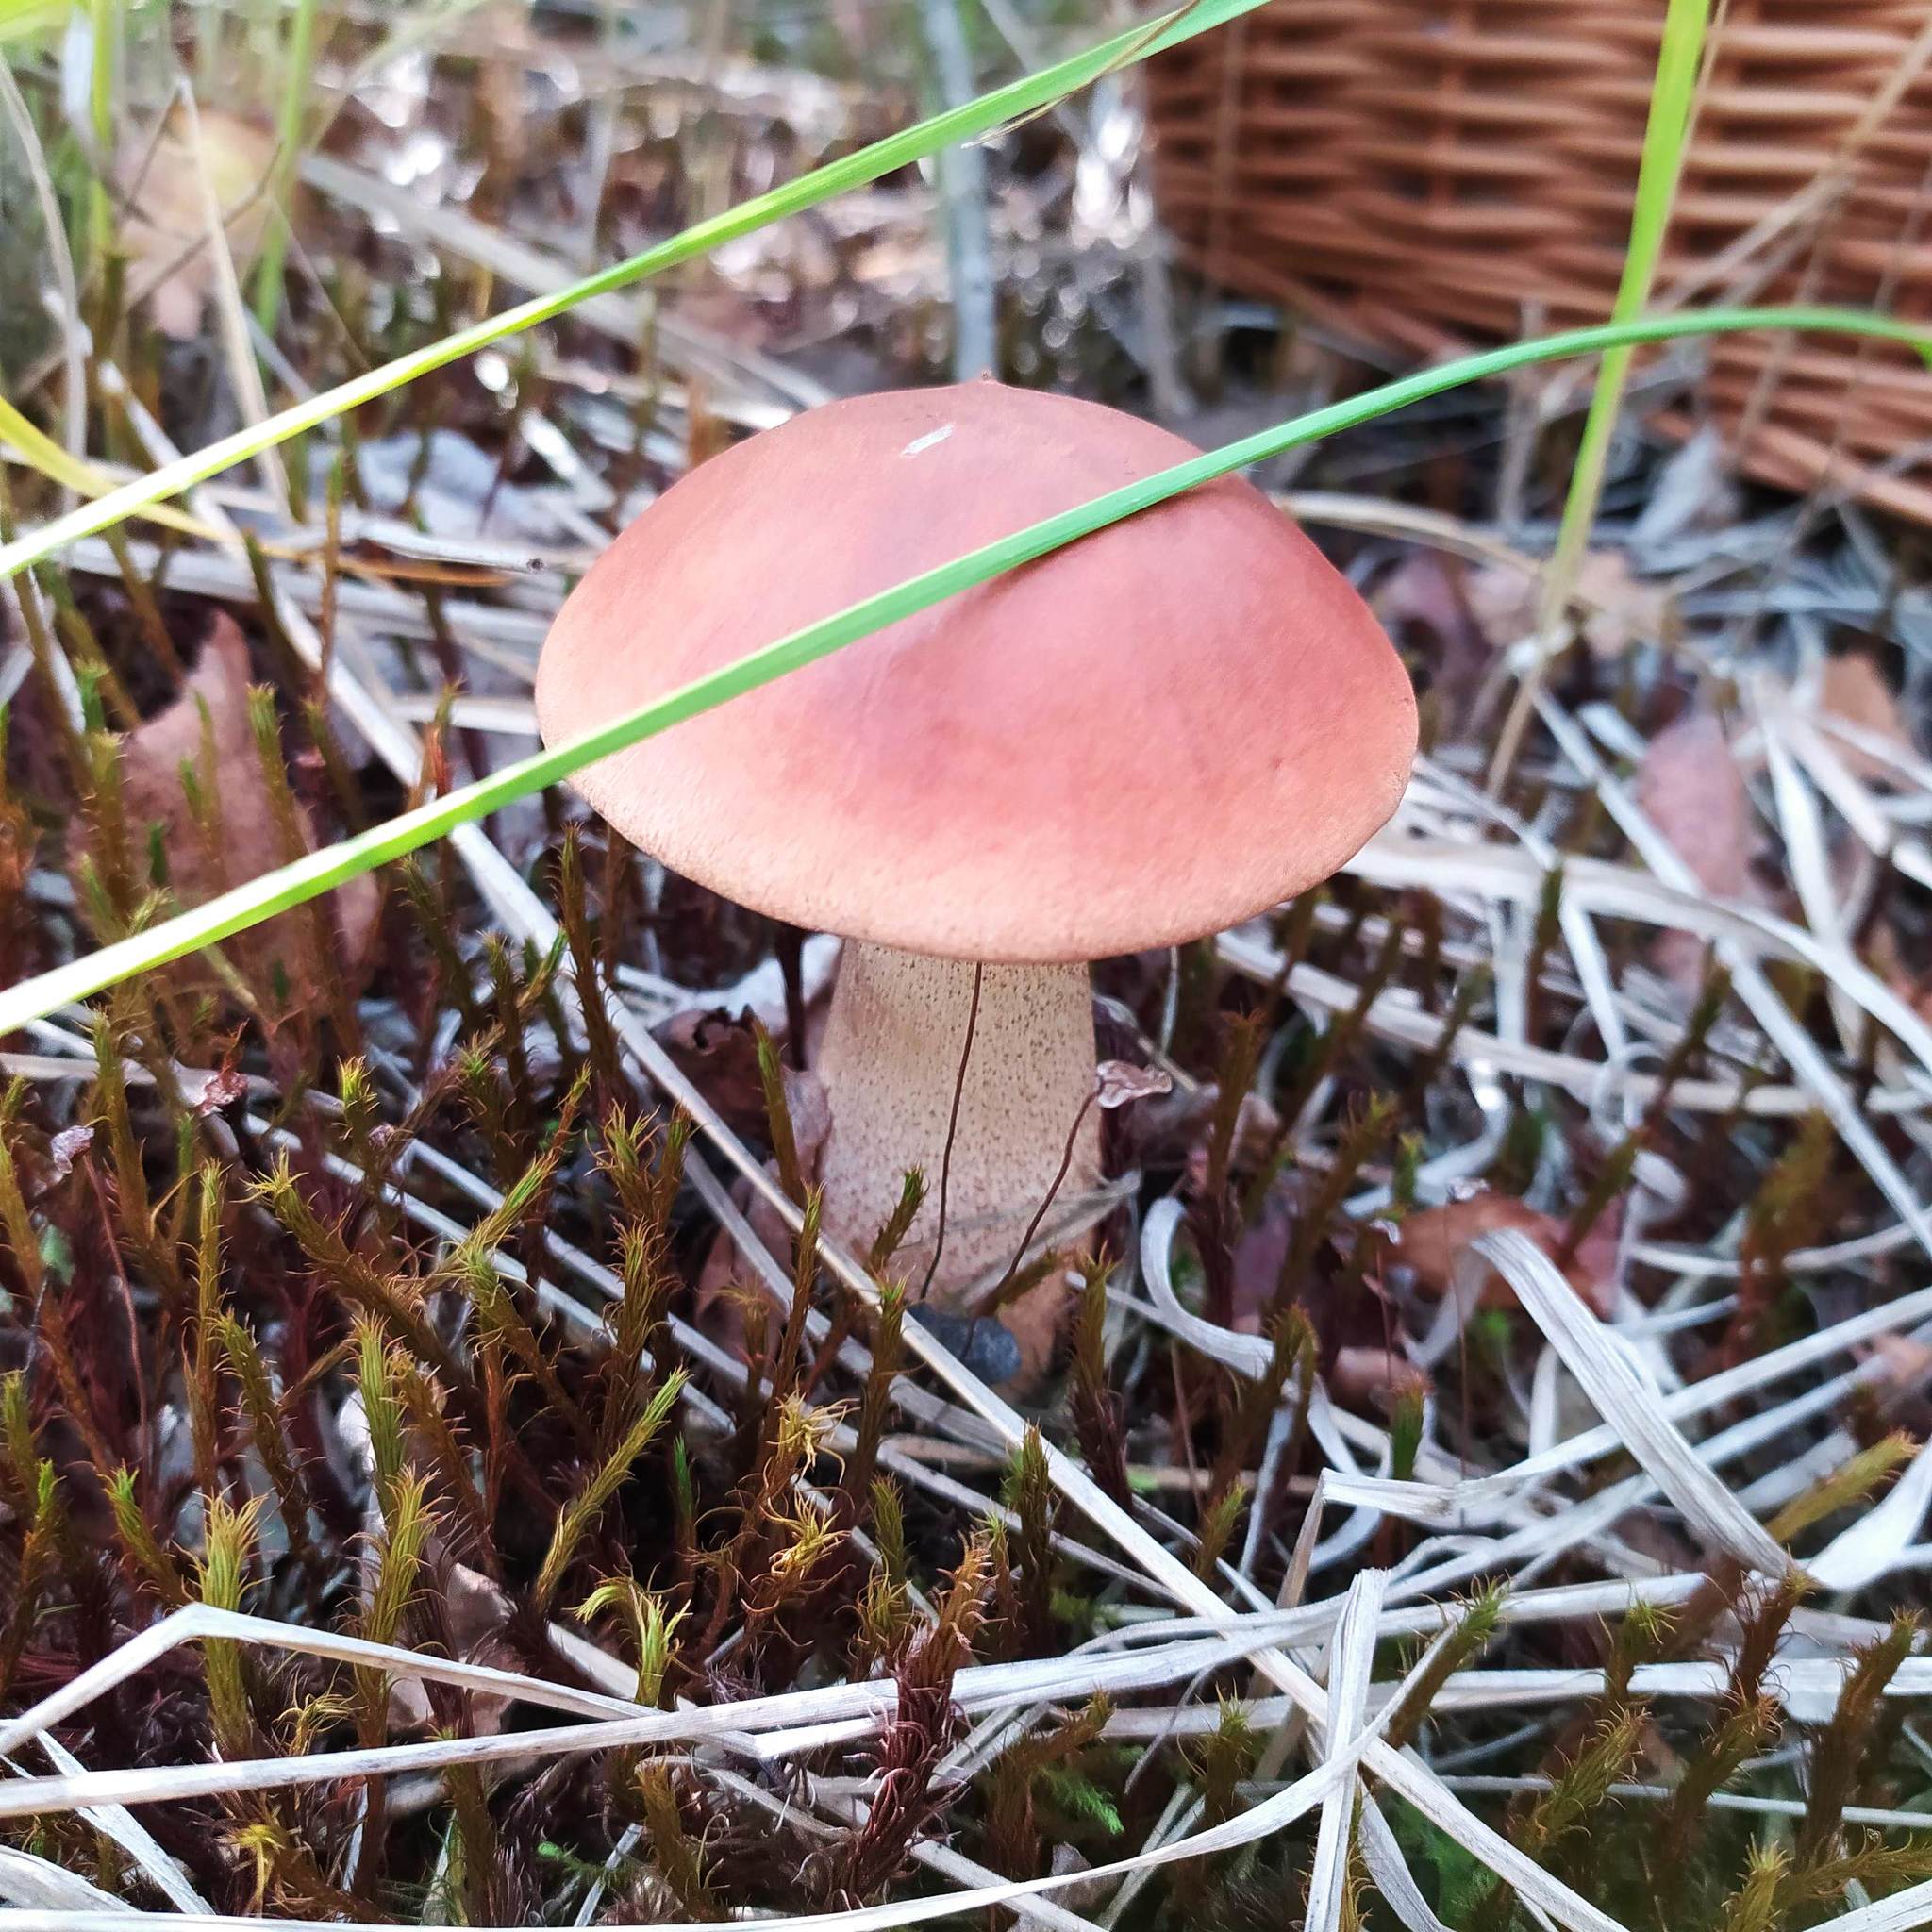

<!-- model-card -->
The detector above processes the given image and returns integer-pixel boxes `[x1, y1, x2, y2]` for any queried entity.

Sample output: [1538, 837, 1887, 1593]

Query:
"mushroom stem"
[814, 941, 1101, 1376]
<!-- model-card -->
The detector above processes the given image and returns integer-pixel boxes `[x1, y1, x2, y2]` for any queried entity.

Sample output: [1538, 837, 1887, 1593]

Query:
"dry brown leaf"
[652, 1007, 772, 1137]
[1864, 920, 1932, 1038]
[784, 1063, 833, 1167]
[1372, 551, 1491, 711]
[114, 614, 377, 1005]
[188, 1063, 250, 1115]
[117, 105, 276, 339]
[1227, 1183, 1296, 1330]
[383, 1560, 520, 1735]
[1140, 1085, 1276, 1185]
[473, 3, 534, 183]
[1635, 708, 1762, 997]
[1467, 549, 1677, 662]
[1391, 1192, 1612, 1317]
[1820, 649, 1914, 783]
[1329, 1343, 1429, 1408]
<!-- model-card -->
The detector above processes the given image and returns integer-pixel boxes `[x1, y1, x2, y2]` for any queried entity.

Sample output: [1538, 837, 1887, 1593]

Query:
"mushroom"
[535, 381, 1416, 1381]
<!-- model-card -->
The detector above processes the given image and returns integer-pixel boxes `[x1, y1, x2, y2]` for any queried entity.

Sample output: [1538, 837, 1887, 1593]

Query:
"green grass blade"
[0, 0, 1261, 584]
[0, 0, 72, 42]
[85, 0, 117, 258]
[1488, 0, 1712, 788]
[2, 302, 1924, 1037]
[0, 395, 216, 541]
[251, 0, 323, 334]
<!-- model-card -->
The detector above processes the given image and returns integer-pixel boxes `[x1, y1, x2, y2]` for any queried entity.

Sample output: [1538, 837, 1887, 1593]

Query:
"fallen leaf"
[188, 1063, 250, 1116]
[1568, 1197, 1625, 1288]
[1637, 713, 1756, 899]
[1134, 1083, 1277, 1183]
[1467, 549, 1676, 662]
[472, 2, 534, 187]
[783, 1062, 833, 1171]
[117, 105, 276, 340]
[389, 1557, 522, 1735]
[1635, 708, 1763, 998]
[1820, 649, 1914, 783]
[1329, 1343, 1429, 1408]
[1226, 1184, 1296, 1329]
[651, 1007, 770, 1137]
[1373, 551, 1491, 712]
[1391, 1192, 1612, 1318]
[111, 614, 378, 1008]
[653, 952, 841, 1139]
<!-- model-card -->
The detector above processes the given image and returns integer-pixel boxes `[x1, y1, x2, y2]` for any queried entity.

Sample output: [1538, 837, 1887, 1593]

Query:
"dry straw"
[8, 5, 1932, 1929]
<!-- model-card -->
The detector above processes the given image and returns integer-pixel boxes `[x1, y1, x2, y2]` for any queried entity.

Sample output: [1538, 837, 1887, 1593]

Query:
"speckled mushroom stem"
[813, 941, 1101, 1380]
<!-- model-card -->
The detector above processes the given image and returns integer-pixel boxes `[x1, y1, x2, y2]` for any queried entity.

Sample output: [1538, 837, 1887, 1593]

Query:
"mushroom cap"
[535, 381, 1416, 963]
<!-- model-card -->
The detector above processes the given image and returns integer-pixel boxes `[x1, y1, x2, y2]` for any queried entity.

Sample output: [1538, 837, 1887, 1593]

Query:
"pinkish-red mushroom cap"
[535, 381, 1416, 962]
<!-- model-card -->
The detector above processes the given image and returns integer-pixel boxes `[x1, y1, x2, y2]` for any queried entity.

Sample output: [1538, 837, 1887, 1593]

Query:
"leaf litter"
[6, 9, 1932, 1932]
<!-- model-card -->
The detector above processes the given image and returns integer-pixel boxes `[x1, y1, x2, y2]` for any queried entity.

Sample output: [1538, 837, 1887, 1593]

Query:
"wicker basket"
[1147, 0, 1932, 522]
